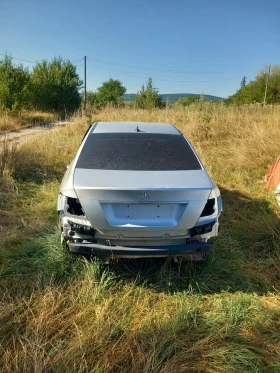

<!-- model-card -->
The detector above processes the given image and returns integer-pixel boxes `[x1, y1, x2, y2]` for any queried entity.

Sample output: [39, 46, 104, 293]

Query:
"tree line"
[226, 65, 280, 105]
[0, 56, 165, 114]
[1, 55, 279, 114]
[0, 56, 82, 114]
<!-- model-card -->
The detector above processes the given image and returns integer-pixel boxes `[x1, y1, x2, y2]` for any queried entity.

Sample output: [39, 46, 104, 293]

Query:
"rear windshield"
[76, 133, 201, 171]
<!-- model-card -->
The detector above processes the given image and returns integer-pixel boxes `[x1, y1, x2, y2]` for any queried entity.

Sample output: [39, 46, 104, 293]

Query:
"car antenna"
[136, 125, 140, 132]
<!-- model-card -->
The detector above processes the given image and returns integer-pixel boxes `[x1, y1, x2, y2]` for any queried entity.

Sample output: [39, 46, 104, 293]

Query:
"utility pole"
[263, 64, 271, 105]
[84, 56, 87, 109]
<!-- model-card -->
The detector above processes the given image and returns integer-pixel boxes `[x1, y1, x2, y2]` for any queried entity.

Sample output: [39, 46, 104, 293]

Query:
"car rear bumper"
[68, 240, 214, 257]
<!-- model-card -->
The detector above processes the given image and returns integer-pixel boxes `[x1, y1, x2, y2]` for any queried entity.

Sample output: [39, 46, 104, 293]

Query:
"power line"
[86, 56, 249, 76]
[86, 64, 229, 83]
[0, 53, 84, 66]
[72, 58, 84, 64]
[0, 51, 254, 77]
[0, 50, 258, 92]
[0, 52, 37, 64]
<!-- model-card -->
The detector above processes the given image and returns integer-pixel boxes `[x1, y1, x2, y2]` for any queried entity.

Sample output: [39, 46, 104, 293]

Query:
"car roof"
[91, 122, 181, 135]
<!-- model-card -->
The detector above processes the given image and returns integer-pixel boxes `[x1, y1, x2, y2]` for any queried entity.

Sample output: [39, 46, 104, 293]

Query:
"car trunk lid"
[73, 169, 214, 236]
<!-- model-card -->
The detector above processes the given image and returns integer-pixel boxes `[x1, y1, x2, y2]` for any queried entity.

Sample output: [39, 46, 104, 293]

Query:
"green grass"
[0, 106, 280, 372]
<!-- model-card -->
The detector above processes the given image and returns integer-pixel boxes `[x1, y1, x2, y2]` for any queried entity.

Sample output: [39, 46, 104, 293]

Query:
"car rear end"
[57, 122, 222, 259]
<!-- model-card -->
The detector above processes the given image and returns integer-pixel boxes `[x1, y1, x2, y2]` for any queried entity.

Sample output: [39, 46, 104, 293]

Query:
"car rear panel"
[73, 169, 214, 239]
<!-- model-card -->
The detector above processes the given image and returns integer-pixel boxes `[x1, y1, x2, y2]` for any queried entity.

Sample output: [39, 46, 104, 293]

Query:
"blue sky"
[1, 0, 280, 98]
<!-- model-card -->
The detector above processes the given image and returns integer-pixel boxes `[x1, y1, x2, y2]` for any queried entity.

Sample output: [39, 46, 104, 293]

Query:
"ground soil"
[0, 121, 72, 146]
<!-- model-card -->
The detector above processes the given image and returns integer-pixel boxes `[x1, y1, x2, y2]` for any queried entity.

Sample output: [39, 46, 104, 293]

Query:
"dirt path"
[0, 121, 72, 146]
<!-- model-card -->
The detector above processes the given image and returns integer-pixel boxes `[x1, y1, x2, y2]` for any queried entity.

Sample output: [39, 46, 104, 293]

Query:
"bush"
[132, 78, 164, 109]
[174, 95, 199, 106]
[31, 58, 82, 115]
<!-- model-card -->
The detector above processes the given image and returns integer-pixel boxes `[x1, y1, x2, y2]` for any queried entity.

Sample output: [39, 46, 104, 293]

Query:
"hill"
[123, 93, 224, 103]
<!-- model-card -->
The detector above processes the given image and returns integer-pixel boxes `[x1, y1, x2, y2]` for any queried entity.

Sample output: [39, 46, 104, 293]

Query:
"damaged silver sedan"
[57, 122, 222, 261]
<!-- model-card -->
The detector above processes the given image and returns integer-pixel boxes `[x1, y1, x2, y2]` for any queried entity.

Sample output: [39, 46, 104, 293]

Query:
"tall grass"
[0, 105, 280, 372]
[0, 111, 58, 133]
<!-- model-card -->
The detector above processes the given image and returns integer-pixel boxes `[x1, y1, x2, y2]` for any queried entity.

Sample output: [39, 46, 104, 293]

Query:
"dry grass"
[0, 111, 58, 133]
[1, 104, 280, 372]
[1, 262, 280, 372]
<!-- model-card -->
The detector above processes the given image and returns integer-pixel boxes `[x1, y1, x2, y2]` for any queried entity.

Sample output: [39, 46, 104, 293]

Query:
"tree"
[86, 79, 126, 109]
[227, 65, 280, 105]
[261, 65, 280, 103]
[132, 78, 164, 109]
[95, 79, 126, 108]
[0, 55, 31, 112]
[30, 57, 82, 113]
[240, 76, 247, 88]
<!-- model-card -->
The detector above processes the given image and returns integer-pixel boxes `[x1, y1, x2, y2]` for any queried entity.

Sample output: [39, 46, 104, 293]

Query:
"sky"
[1, 0, 280, 98]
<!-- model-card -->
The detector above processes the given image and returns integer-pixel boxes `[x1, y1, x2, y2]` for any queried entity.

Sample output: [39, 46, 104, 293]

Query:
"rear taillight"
[66, 197, 84, 216]
[200, 198, 215, 217]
